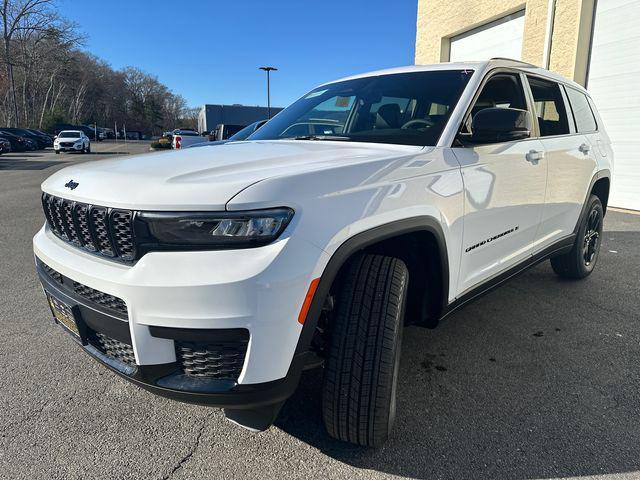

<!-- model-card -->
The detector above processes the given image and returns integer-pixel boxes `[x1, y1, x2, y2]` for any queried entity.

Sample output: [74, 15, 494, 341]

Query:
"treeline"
[0, 0, 196, 134]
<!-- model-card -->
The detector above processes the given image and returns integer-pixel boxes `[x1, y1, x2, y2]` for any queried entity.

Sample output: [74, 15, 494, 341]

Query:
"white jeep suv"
[33, 59, 612, 447]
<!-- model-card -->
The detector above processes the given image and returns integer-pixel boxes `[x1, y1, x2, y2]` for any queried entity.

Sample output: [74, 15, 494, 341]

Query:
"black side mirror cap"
[471, 107, 531, 144]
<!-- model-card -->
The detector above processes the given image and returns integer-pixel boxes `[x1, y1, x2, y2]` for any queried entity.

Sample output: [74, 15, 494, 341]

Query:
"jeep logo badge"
[64, 180, 79, 190]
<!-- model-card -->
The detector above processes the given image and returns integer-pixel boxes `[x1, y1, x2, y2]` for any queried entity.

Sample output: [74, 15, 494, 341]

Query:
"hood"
[55, 136, 82, 142]
[41, 140, 423, 210]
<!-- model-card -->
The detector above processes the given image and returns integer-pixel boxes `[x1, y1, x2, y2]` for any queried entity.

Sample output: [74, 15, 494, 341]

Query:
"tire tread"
[322, 253, 408, 447]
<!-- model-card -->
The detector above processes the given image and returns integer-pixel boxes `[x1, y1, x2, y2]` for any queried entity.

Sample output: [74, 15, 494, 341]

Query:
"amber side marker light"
[298, 278, 320, 325]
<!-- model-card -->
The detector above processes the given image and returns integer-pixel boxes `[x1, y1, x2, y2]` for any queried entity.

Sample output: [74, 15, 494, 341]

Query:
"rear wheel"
[551, 194, 604, 279]
[322, 254, 408, 447]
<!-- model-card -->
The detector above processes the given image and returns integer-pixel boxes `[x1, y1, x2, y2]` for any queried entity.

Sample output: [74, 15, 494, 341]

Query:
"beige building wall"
[415, 0, 596, 85]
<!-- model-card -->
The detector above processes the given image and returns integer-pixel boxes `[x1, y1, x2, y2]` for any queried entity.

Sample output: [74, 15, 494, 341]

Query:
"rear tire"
[551, 194, 603, 279]
[322, 254, 408, 447]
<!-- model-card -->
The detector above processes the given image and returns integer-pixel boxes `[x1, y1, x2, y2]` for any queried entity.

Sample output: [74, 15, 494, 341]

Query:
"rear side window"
[566, 87, 597, 132]
[527, 76, 570, 137]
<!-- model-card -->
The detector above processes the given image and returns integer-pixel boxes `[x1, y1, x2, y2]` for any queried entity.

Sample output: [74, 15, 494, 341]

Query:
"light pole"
[259, 66, 277, 119]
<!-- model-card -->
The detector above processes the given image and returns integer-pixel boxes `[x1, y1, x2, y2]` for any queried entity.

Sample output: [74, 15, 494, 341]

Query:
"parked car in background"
[0, 136, 12, 154]
[0, 128, 50, 149]
[231, 119, 267, 140]
[75, 125, 101, 141]
[209, 123, 246, 141]
[188, 120, 268, 148]
[171, 129, 205, 149]
[54, 130, 91, 154]
[84, 126, 107, 141]
[26, 129, 54, 147]
[53, 123, 102, 142]
[0, 130, 36, 152]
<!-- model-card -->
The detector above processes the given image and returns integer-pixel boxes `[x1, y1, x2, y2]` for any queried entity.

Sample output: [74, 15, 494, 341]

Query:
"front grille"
[42, 194, 135, 262]
[176, 336, 249, 380]
[38, 259, 128, 316]
[60, 142, 74, 147]
[72, 282, 128, 315]
[90, 332, 136, 366]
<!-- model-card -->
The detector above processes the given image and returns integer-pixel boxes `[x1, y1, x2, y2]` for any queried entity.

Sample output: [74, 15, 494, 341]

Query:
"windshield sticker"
[335, 96, 351, 108]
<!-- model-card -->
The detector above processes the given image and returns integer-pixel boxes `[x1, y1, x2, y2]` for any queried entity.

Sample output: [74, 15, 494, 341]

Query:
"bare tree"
[0, 0, 58, 126]
[0, 4, 193, 133]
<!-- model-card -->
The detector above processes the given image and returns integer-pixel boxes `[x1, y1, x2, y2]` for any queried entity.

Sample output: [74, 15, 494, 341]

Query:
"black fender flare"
[574, 169, 611, 235]
[294, 216, 450, 356]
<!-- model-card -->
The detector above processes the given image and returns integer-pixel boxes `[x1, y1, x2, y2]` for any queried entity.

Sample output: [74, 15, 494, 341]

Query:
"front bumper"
[54, 144, 83, 151]
[34, 224, 329, 407]
[38, 260, 305, 412]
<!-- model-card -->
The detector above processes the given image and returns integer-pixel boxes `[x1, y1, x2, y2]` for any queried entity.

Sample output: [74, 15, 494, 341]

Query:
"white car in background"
[54, 130, 91, 154]
[171, 129, 206, 149]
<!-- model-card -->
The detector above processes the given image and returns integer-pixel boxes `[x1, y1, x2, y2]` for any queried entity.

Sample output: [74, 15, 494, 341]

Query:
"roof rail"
[490, 57, 538, 68]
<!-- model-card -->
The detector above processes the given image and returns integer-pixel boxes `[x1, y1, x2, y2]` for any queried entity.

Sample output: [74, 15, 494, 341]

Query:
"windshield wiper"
[291, 135, 351, 141]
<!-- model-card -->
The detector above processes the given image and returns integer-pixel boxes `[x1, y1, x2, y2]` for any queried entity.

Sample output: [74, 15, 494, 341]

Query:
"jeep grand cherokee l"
[33, 59, 611, 447]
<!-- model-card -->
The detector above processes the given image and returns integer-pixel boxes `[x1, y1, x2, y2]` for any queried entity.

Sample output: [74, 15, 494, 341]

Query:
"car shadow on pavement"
[0, 159, 68, 170]
[276, 229, 640, 479]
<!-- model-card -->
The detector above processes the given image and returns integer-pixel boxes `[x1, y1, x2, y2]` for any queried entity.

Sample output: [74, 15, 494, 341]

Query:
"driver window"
[462, 73, 528, 134]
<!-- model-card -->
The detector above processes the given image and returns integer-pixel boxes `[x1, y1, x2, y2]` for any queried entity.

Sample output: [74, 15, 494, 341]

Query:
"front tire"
[551, 194, 604, 279]
[322, 254, 408, 447]
[86, 143, 90, 153]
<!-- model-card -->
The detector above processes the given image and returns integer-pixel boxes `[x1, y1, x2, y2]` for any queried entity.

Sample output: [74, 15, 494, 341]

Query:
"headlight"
[135, 208, 294, 249]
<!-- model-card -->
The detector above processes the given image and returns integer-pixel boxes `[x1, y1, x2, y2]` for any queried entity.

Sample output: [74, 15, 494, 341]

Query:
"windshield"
[58, 131, 81, 138]
[250, 70, 473, 146]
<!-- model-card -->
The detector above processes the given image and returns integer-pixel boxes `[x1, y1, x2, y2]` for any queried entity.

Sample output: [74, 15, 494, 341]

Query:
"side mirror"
[471, 107, 531, 144]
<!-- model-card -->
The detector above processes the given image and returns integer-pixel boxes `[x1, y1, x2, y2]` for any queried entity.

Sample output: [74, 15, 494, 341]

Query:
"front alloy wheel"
[583, 208, 601, 267]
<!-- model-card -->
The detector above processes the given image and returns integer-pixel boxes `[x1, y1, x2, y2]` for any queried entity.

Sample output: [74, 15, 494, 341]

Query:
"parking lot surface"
[1, 143, 639, 480]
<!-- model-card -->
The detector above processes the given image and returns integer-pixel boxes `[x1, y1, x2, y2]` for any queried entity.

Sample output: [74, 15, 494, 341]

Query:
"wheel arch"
[295, 216, 450, 356]
[592, 176, 610, 214]
[574, 169, 611, 235]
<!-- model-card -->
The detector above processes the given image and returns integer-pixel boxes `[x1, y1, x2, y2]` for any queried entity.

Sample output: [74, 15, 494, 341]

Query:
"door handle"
[526, 150, 544, 164]
[579, 143, 591, 154]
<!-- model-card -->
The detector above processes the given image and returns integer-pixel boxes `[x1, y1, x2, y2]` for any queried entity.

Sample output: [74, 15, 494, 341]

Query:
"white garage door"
[449, 11, 525, 62]
[588, 0, 640, 210]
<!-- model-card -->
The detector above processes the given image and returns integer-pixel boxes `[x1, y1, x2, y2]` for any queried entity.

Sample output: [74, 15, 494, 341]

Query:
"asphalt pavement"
[1, 142, 639, 479]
